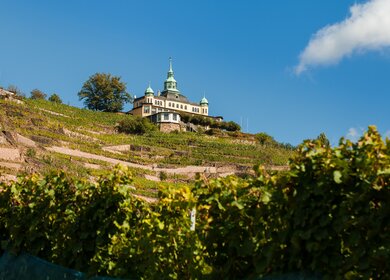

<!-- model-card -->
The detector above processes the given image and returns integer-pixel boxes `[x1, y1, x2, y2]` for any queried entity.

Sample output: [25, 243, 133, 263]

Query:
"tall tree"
[78, 73, 131, 112]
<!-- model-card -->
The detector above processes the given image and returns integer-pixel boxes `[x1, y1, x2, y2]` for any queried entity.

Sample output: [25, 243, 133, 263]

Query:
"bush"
[48, 93, 62, 104]
[255, 132, 277, 146]
[159, 171, 168, 181]
[181, 113, 241, 132]
[7, 85, 24, 97]
[25, 148, 36, 158]
[117, 116, 156, 135]
[0, 127, 388, 279]
[30, 89, 47, 100]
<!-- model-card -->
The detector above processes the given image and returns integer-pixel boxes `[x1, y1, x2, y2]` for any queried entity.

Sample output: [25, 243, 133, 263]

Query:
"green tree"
[48, 93, 63, 104]
[117, 116, 156, 135]
[255, 132, 277, 146]
[30, 89, 47, 100]
[78, 73, 131, 112]
[223, 121, 241, 132]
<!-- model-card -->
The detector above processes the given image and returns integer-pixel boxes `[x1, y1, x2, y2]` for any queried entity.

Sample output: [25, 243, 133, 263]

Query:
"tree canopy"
[48, 93, 62, 104]
[30, 89, 47, 100]
[78, 73, 131, 112]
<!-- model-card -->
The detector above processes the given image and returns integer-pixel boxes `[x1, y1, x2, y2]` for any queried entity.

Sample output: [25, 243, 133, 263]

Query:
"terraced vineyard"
[0, 98, 294, 197]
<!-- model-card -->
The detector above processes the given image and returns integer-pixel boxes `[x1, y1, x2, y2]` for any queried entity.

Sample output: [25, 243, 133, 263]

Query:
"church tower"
[163, 57, 179, 92]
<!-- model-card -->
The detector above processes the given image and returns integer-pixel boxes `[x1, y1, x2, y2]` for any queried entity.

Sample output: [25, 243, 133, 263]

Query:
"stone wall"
[159, 123, 181, 133]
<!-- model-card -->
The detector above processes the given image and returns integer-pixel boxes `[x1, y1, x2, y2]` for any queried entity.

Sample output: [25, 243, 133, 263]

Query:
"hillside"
[0, 98, 293, 196]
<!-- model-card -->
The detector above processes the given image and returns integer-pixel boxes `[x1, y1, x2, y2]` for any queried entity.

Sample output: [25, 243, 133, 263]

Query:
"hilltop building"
[129, 59, 218, 132]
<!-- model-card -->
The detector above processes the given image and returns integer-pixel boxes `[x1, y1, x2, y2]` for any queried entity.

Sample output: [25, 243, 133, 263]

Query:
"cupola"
[200, 97, 209, 106]
[144, 83, 154, 96]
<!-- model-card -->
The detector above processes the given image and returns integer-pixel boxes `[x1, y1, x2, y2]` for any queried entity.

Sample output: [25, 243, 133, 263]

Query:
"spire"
[164, 57, 178, 92]
[167, 57, 174, 78]
[169, 57, 173, 73]
[200, 92, 208, 106]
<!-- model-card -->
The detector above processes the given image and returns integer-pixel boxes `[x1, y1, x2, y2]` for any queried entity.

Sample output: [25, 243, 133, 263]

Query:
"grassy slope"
[0, 99, 294, 195]
[30, 99, 293, 165]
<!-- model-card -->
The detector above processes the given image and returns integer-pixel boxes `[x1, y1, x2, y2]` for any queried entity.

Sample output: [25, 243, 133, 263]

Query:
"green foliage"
[30, 89, 47, 100]
[48, 93, 62, 104]
[1, 99, 293, 170]
[315, 132, 330, 147]
[272, 125, 390, 279]
[181, 113, 241, 132]
[0, 127, 389, 279]
[256, 132, 296, 151]
[117, 116, 157, 135]
[159, 171, 168, 181]
[25, 148, 36, 158]
[255, 132, 277, 146]
[78, 73, 131, 112]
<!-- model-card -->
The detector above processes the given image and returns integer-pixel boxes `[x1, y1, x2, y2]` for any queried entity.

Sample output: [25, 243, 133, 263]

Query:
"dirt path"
[46, 146, 217, 176]
[0, 148, 22, 161]
[46, 146, 288, 178]
[39, 108, 69, 118]
[0, 162, 22, 170]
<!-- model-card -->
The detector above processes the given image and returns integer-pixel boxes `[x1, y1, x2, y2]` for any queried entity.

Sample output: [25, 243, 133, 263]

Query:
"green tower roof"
[145, 83, 154, 95]
[200, 97, 209, 105]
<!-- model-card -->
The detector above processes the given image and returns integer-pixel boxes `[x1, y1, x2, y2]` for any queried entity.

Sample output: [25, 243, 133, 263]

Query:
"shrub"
[48, 93, 62, 104]
[180, 113, 240, 132]
[117, 116, 156, 135]
[159, 171, 168, 181]
[7, 85, 24, 97]
[25, 148, 36, 158]
[0, 127, 388, 279]
[30, 89, 47, 100]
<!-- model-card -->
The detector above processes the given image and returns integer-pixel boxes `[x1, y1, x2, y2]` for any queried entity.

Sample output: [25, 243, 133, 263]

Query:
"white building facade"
[129, 59, 209, 118]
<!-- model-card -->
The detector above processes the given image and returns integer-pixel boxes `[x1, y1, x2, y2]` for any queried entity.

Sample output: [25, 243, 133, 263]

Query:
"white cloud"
[295, 0, 390, 74]
[346, 127, 364, 142]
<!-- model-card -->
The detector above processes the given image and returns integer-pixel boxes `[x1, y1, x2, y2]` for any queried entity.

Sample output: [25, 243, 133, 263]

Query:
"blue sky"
[1, 0, 390, 145]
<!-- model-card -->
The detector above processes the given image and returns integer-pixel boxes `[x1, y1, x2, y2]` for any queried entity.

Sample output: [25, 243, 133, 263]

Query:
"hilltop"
[0, 98, 293, 196]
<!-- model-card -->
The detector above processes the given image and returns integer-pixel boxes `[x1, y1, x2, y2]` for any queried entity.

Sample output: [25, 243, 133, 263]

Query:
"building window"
[164, 113, 169, 120]
[180, 105, 183, 109]
[176, 104, 179, 108]
[144, 106, 150, 114]
[173, 114, 177, 121]
[185, 105, 187, 110]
